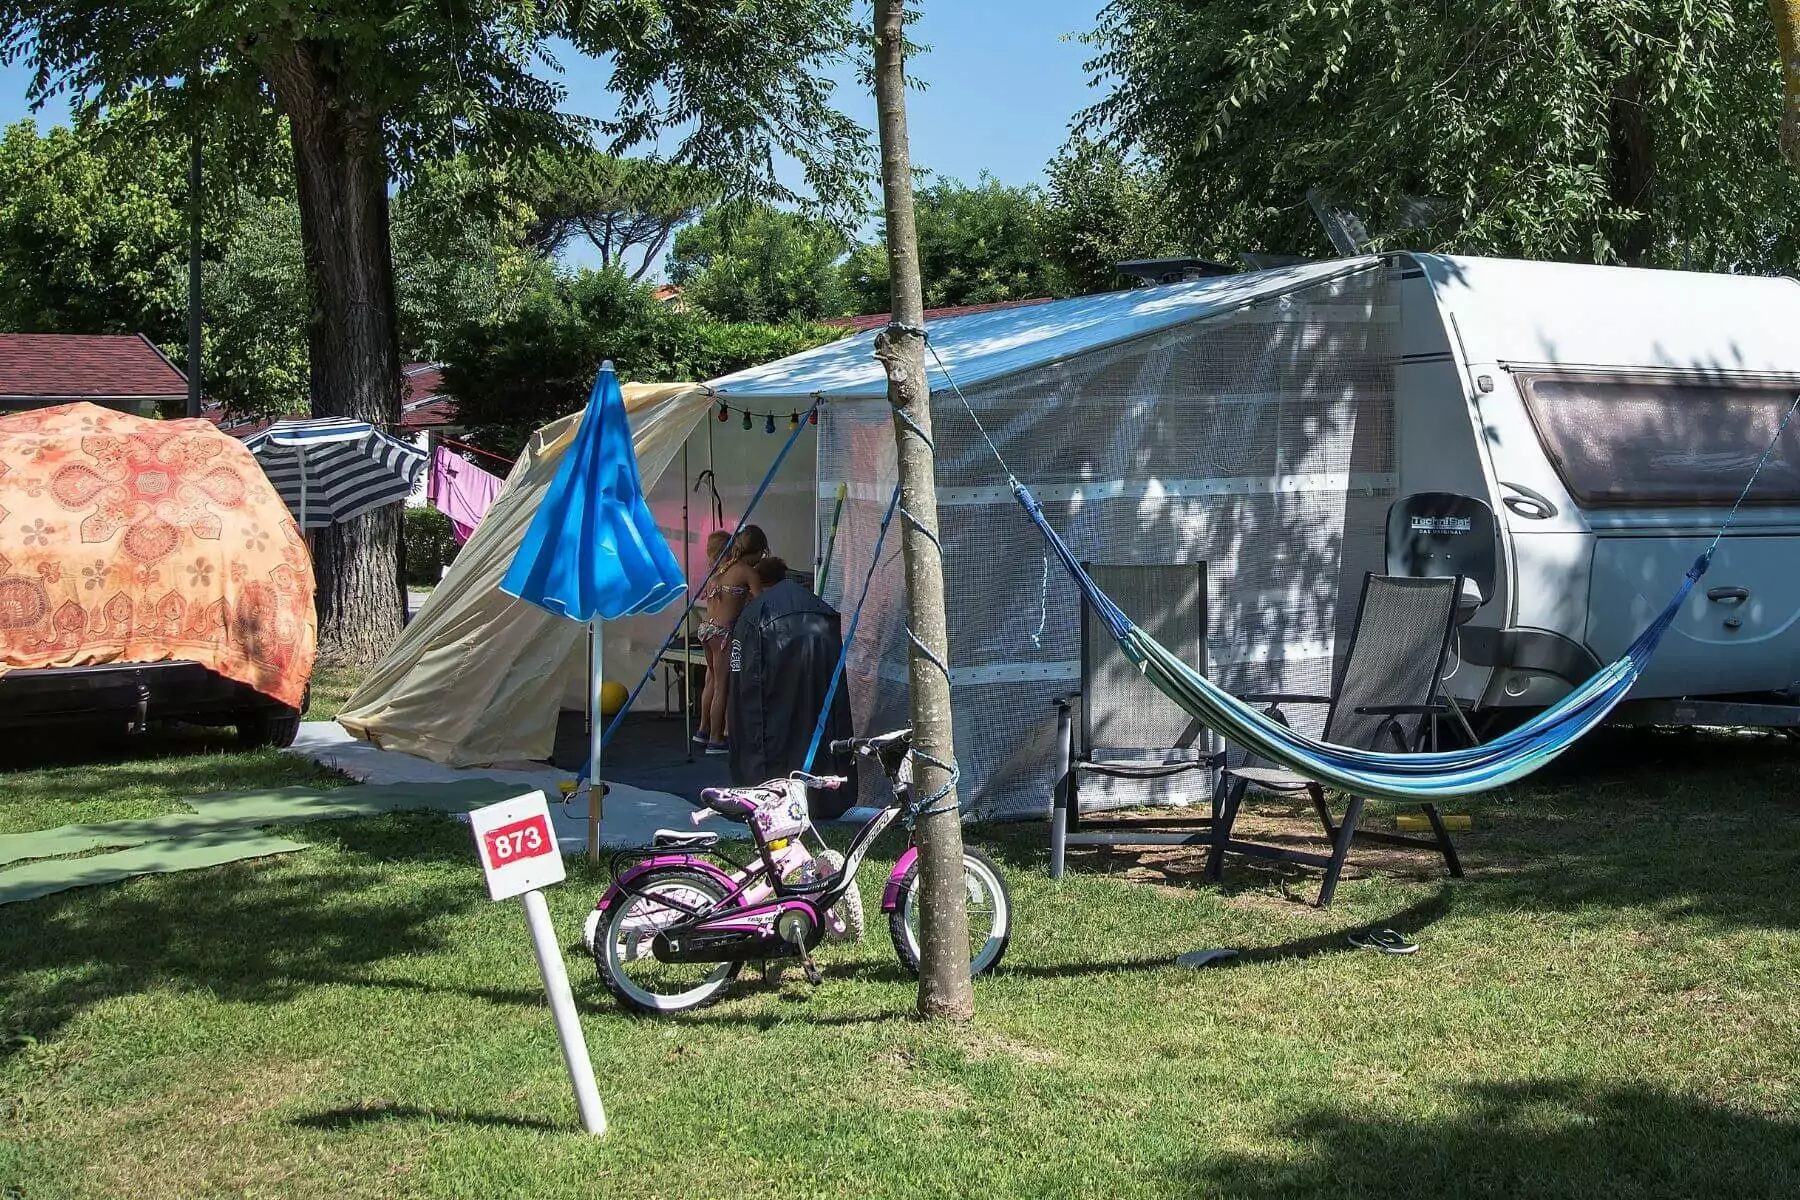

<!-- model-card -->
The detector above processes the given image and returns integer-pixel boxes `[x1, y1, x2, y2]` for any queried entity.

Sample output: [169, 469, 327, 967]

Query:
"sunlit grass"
[2, 727, 1798, 1198]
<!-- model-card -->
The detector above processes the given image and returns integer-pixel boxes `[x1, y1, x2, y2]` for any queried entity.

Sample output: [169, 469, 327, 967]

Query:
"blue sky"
[0, 2, 1106, 271]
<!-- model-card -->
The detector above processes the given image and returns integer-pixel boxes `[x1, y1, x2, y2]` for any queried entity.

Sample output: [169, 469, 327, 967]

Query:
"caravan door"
[1516, 370, 1800, 699]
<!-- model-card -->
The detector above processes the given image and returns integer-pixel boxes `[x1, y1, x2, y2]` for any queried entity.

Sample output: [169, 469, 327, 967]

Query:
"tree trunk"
[1775, 0, 1800, 169]
[263, 41, 408, 668]
[872, 0, 975, 1023]
[1607, 70, 1656, 266]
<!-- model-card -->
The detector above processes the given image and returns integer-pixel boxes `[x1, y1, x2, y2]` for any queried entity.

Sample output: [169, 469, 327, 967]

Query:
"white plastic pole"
[521, 887, 607, 1136]
[588, 619, 603, 862]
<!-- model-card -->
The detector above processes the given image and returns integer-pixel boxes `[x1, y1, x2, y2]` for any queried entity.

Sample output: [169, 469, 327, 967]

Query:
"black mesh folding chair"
[1209, 573, 1466, 906]
[1049, 562, 1223, 879]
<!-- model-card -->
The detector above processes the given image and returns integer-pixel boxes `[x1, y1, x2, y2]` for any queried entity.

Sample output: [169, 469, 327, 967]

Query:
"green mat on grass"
[0, 830, 313, 905]
[0, 779, 530, 904]
[0, 779, 524, 867]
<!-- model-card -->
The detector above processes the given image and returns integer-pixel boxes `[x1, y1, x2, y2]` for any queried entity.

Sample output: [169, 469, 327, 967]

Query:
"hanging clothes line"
[438, 436, 517, 467]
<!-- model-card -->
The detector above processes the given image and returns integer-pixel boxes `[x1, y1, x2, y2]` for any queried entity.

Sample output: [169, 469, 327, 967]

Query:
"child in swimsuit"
[698, 524, 768, 755]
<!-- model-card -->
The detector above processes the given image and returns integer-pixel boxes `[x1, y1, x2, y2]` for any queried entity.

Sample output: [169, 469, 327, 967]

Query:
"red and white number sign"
[470, 791, 566, 900]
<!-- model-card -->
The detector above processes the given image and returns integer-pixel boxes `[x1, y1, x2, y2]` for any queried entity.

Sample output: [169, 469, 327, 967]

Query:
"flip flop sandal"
[1348, 928, 1418, 955]
[1175, 948, 1240, 969]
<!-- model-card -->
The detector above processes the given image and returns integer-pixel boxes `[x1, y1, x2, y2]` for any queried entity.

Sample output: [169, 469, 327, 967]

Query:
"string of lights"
[714, 396, 823, 432]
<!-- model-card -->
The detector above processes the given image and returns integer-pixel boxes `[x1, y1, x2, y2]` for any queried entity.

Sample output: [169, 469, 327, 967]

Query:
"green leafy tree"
[1084, 0, 1800, 269]
[522, 149, 716, 278]
[2, 0, 870, 664]
[0, 110, 308, 416]
[669, 202, 852, 322]
[390, 159, 553, 364]
[204, 189, 310, 417]
[446, 266, 842, 460]
[842, 174, 1062, 313]
[0, 115, 188, 339]
[1042, 137, 1189, 294]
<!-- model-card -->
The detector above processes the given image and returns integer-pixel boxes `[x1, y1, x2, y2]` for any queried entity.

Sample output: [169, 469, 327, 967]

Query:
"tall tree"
[204, 188, 310, 417]
[0, 108, 307, 416]
[1041, 137, 1188, 294]
[842, 174, 1062, 313]
[1084, 0, 1800, 270]
[389, 159, 552, 364]
[522, 149, 715, 279]
[871, 0, 974, 1022]
[1778, 0, 1800, 167]
[3, 0, 869, 665]
[445, 266, 842, 460]
[668, 201, 851, 322]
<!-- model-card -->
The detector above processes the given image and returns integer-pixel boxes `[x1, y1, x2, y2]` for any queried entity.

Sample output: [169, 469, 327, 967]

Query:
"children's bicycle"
[583, 728, 1012, 1014]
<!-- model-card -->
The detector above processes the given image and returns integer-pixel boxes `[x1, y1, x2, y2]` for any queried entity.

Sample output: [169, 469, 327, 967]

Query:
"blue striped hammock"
[1013, 480, 1704, 801]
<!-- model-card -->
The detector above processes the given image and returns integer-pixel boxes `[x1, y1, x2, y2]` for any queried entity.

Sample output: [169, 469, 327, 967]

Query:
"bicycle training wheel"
[594, 867, 741, 1014]
[889, 847, 1011, 978]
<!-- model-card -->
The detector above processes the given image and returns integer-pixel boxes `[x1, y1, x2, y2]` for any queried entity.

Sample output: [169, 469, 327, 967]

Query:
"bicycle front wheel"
[889, 847, 1012, 978]
[595, 867, 742, 1014]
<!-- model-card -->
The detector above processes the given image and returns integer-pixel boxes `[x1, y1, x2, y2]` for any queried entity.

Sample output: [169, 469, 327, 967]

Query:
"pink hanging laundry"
[429, 445, 505, 543]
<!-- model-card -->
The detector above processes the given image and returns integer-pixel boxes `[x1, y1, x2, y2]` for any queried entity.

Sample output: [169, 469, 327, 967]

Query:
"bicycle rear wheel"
[594, 867, 742, 1014]
[889, 847, 1011, 978]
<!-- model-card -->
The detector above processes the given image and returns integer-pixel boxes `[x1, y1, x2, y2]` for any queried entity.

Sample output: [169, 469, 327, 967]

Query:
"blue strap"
[582, 401, 817, 775]
[802, 483, 902, 772]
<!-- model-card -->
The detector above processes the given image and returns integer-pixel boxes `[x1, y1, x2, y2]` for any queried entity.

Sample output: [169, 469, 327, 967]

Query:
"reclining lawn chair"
[1209, 573, 1467, 906]
[1049, 562, 1223, 879]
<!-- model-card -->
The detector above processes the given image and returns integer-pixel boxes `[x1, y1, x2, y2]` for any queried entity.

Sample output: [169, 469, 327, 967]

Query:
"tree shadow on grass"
[0, 724, 326, 773]
[964, 726, 1800, 932]
[0, 815, 484, 1058]
[1172, 1078, 1800, 1200]
[289, 1102, 561, 1133]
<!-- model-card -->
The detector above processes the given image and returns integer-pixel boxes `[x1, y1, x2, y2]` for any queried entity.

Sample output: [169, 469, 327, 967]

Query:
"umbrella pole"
[681, 441, 693, 761]
[588, 618, 604, 862]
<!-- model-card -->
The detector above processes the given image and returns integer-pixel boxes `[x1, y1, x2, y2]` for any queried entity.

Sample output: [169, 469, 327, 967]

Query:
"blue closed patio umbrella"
[500, 362, 685, 853]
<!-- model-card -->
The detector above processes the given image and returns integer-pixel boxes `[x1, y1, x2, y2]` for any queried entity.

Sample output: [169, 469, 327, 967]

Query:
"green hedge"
[405, 505, 461, 586]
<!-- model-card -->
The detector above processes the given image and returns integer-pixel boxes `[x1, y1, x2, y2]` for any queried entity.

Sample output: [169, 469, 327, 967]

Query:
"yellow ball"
[599, 681, 629, 716]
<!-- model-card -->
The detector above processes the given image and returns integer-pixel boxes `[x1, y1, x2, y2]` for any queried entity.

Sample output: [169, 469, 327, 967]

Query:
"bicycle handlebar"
[829, 728, 913, 758]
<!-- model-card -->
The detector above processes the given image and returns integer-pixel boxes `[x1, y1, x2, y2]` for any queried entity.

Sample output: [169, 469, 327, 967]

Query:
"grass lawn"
[3, 723, 1799, 1198]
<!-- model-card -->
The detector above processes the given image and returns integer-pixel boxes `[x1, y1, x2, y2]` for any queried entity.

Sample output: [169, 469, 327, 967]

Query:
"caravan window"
[1516, 371, 1800, 507]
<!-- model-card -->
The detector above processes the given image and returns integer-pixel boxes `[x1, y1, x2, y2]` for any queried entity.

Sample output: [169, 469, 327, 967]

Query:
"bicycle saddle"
[653, 829, 721, 850]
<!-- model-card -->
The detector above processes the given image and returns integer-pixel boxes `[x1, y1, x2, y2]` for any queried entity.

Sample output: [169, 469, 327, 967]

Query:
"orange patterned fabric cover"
[0, 403, 315, 708]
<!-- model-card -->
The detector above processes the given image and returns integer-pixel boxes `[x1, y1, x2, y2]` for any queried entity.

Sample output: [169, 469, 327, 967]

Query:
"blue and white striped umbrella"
[243, 417, 428, 530]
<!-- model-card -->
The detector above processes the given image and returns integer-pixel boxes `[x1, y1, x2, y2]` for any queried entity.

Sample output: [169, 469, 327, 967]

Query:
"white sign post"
[470, 791, 607, 1137]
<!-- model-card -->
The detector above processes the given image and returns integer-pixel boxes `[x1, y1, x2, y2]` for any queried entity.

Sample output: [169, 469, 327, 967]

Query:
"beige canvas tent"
[337, 381, 820, 767]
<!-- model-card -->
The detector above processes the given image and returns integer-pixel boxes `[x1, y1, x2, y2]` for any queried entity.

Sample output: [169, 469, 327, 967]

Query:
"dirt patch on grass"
[865, 1048, 970, 1112]
[956, 1027, 1063, 1067]
[1064, 802, 1471, 896]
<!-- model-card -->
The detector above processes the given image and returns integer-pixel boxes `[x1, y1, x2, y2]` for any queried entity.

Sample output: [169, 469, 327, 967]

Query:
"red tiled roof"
[198, 362, 458, 439]
[823, 297, 1056, 334]
[401, 362, 457, 432]
[401, 398, 458, 432]
[0, 333, 189, 399]
[402, 362, 444, 406]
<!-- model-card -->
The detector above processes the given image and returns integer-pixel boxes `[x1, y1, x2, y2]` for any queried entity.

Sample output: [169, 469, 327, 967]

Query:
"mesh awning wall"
[815, 266, 1400, 818]
[338, 384, 712, 766]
